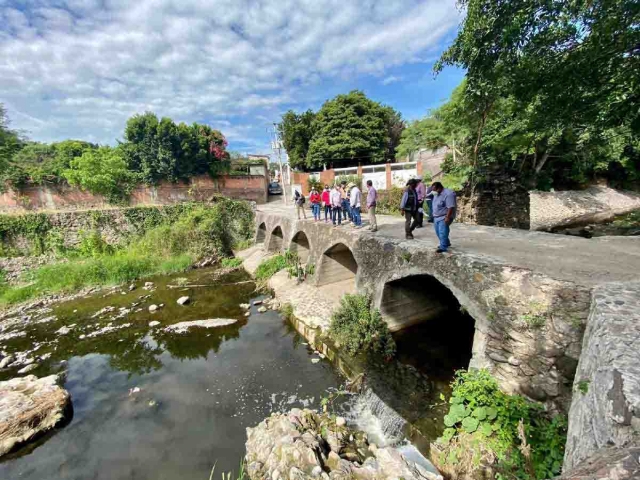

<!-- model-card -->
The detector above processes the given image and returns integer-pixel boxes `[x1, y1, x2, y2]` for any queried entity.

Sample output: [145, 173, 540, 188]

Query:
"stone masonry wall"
[530, 186, 640, 231]
[456, 174, 531, 229]
[563, 281, 640, 471]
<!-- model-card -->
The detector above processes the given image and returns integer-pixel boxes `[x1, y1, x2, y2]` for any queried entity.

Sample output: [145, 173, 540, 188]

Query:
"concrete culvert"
[268, 226, 284, 252]
[317, 243, 357, 287]
[290, 231, 311, 264]
[256, 223, 267, 244]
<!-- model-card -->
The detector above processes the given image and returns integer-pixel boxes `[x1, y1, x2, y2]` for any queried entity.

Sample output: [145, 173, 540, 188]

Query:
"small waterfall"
[347, 388, 408, 446]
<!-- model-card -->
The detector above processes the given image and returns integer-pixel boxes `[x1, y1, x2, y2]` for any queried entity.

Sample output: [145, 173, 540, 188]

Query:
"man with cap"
[348, 182, 362, 228]
[400, 179, 419, 239]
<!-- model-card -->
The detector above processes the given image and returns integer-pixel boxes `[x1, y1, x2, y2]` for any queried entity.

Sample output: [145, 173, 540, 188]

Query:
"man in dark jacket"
[400, 179, 419, 239]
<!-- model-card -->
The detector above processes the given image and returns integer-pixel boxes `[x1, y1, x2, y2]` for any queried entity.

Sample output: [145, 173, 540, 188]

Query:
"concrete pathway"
[258, 202, 640, 287]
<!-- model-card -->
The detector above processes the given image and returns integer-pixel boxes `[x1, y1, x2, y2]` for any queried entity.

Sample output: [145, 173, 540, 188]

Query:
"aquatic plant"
[221, 257, 243, 269]
[328, 293, 396, 360]
[254, 250, 298, 281]
[435, 369, 567, 480]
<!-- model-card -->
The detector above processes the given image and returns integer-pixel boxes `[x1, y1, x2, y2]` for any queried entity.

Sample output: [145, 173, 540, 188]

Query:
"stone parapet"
[563, 281, 640, 471]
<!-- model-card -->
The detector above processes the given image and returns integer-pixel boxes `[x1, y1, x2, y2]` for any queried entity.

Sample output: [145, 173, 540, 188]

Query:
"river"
[0, 267, 344, 478]
[0, 265, 467, 479]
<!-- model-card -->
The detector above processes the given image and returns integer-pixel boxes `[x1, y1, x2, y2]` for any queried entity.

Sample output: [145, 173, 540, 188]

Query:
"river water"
[0, 267, 344, 479]
[0, 266, 469, 479]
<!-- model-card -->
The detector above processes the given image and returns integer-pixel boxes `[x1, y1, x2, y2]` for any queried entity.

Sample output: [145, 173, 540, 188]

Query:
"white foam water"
[346, 388, 407, 446]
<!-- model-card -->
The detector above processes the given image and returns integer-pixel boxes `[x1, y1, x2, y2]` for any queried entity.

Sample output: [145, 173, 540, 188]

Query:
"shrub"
[307, 177, 323, 192]
[375, 186, 404, 215]
[280, 303, 294, 321]
[437, 369, 567, 480]
[335, 174, 363, 188]
[328, 294, 396, 360]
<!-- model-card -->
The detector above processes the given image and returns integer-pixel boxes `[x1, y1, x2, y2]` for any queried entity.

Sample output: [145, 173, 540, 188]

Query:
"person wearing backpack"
[294, 190, 307, 220]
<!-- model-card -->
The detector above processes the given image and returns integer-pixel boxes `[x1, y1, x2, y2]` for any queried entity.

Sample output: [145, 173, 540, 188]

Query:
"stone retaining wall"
[563, 281, 640, 471]
[530, 186, 640, 231]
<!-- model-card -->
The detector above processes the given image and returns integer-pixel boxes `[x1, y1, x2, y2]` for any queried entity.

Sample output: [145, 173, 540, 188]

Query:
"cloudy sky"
[0, 0, 465, 154]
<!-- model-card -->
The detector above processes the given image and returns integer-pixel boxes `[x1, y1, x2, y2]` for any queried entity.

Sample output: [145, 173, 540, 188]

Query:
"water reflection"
[0, 268, 345, 478]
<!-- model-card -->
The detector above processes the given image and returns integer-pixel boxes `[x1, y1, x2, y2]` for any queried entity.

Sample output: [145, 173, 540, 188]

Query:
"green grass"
[0, 253, 193, 307]
[0, 202, 254, 308]
[221, 257, 243, 269]
[254, 254, 288, 281]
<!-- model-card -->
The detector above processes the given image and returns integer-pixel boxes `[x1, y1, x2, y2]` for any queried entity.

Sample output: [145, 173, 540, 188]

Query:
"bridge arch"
[289, 231, 311, 264]
[379, 272, 478, 373]
[317, 242, 358, 287]
[267, 226, 284, 252]
[256, 222, 267, 245]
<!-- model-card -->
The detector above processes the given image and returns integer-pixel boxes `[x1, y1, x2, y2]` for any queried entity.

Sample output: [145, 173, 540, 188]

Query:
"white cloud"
[0, 0, 460, 147]
[381, 76, 404, 85]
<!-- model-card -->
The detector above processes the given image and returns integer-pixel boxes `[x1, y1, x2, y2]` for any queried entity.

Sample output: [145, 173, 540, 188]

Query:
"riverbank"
[0, 200, 254, 308]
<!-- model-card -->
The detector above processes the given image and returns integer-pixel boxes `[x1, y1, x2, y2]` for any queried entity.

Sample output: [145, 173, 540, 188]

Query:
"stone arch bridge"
[252, 205, 640, 410]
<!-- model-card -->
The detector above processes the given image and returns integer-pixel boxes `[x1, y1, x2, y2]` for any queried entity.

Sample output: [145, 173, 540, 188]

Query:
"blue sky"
[0, 0, 465, 155]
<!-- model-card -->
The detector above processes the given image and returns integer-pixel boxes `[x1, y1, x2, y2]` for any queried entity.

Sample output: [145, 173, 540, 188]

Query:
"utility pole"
[270, 123, 287, 205]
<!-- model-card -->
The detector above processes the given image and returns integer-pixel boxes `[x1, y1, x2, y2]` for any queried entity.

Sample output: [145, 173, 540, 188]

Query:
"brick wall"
[0, 174, 267, 213]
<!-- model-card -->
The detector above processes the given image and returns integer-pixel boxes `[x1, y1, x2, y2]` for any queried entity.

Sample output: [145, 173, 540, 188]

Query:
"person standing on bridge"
[294, 190, 307, 220]
[431, 181, 456, 253]
[321, 185, 331, 223]
[340, 181, 351, 222]
[366, 180, 378, 232]
[309, 187, 321, 222]
[415, 178, 426, 228]
[400, 179, 419, 239]
[330, 184, 343, 227]
[348, 182, 362, 228]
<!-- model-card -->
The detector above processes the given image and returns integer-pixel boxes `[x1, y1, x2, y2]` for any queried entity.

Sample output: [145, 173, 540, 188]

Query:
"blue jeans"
[351, 206, 362, 226]
[434, 217, 451, 251]
[324, 205, 332, 221]
[312, 203, 320, 220]
[341, 199, 351, 220]
[332, 206, 342, 225]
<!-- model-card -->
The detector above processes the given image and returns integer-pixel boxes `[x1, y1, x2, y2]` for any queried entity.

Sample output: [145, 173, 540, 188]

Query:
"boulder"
[0, 375, 71, 458]
[257, 306, 267, 313]
[177, 296, 190, 306]
[245, 409, 442, 480]
[148, 321, 161, 327]
[148, 304, 159, 312]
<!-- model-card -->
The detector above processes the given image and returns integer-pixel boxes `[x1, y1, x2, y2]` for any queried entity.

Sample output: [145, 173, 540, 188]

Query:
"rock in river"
[177, 296, 190, 305]
[164, 319, 238, 333]
[0, 374, 71, 458]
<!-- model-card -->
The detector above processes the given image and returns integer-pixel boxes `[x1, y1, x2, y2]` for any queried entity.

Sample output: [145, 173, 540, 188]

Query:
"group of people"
[298, 180, 378, 232]
[294, 177, 456, 253]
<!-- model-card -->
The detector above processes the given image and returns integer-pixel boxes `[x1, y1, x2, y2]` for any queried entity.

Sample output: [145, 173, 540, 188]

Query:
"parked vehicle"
[268, 182, 283, 195]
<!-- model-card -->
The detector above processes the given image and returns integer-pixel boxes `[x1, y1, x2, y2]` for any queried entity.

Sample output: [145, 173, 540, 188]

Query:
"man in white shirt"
[348, 182, 362, 228]
[330, 184, 343, 226]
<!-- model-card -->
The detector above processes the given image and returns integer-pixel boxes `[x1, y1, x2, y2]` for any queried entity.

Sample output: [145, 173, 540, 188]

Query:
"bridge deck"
[259, 202, 640, 287]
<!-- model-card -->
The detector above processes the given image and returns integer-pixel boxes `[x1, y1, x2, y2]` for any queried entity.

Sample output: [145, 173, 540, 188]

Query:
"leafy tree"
[434, 0, 640, 187]
[122, 112, 229, 183]
[278, 110, 315, 170]
[0, 104, 24, 189]
[64, 146, 139, 203]
[305, 91, 401, 169]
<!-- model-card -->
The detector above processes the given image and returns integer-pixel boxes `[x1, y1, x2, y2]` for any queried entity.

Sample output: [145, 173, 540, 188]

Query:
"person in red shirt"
[320, 185, 332, 222]
[309, 188, 321, 221]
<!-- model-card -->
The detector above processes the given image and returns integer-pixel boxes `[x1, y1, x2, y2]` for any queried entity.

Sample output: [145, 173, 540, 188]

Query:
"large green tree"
[122, 112, 229, 183]
[278, 110, 315, 170]
[281, 91, 403, 170]
[433, 0, 640, 188]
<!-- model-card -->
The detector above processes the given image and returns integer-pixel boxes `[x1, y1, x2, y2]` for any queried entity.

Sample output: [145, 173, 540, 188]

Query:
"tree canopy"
[0, 105, 231, 197]
[280, 91, 403, 171]
[427, 0, 640, 189]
